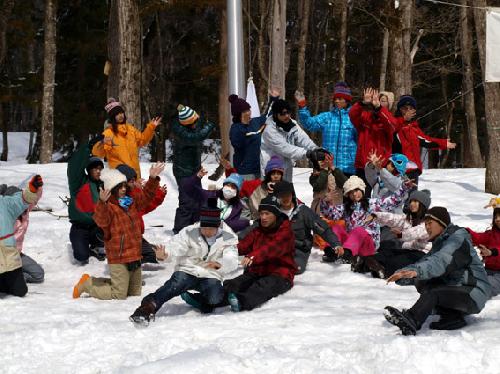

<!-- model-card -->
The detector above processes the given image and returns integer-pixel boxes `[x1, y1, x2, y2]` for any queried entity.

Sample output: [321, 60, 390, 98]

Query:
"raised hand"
[149, 162, 165, 178]
[270, 87, 281, 98]
[363, 87, 373, 104]
[197, 167, 208, 179]
[151, 116, 162, 127]
[294, 90, 307, 107]
[446, 140, 456, 149]
[99, 187, 111, 202]
[29, 175, 44, 193]
[153, 244, 167, 261]
[372, 89, 380, 108]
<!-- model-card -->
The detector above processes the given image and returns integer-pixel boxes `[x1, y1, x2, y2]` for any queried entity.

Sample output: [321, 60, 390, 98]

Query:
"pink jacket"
[375, 212, 430, 252]
[13, 188, 42, 252]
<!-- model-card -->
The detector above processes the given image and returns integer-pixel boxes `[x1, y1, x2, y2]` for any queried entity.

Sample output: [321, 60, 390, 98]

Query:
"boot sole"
[129, 315, 151, 327]
[384, 306, 417, 336]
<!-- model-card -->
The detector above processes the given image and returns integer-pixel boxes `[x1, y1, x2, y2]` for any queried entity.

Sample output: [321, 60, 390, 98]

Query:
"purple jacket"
[182, 175, 250, 233]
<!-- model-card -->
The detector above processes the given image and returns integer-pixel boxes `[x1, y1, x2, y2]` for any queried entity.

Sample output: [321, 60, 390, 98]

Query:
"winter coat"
[238, 218, 296, 284]
[260, 116, 317, 182]
[374, 212, 430, 252]
[467, 227, 500, 271]
[14, 189, 43, 252]
[249, 184, 269, 220]
[171, 118, 215, 180]
[68, 142, 103, 225]
[349, 104, 401, 169]
[365, 164, 407, 213]
[320, 183, 410, 249]
[403, 225, 491, 311]
[167, 222, 239, 281]
[230, 115, 267, 175]
[182, 175, 250, 233]
[309, 168, 346, 214]
[91, 122, 156, 178]
[298, 106, 357, 174]
[1, 189, 38, 274]
[378, 112, 448, 172]
[93, 176, 159, 265]
[130, 185, 166, 234]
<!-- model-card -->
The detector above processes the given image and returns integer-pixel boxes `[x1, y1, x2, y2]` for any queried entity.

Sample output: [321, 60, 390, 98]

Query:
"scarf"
[118, 196, 133, 210]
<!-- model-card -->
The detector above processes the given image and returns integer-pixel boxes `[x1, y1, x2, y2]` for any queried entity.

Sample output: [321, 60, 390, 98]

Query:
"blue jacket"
[404, 225, 491, 312]
[230, 115, 267, 176]
[298, 106, 357, 174]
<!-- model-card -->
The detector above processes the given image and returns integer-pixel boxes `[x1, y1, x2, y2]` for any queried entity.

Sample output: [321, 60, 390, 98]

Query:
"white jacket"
[375, 212, 431, 252]
[167, 222, 239, 281]
[260, 116, 317, 182]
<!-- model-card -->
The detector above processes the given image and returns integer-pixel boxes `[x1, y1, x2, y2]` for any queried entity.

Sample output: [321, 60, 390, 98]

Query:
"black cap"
[258, 195, 282, 218]
[425, 206, 450, 228]
[272, 181, 295, 197]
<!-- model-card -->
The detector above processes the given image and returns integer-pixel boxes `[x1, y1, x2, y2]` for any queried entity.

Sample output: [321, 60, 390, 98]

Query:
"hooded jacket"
[467, 226, 500, 271]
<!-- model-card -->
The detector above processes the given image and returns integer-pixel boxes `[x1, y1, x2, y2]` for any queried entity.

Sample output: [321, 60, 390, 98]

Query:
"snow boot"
[72, 274, 91, 298]
[181, 292, 215, 314]
[336, 248, 353, 264]
[129, 298, 157, 326]
[228, 292, 241, 312]
[351, 256, 365, 272]
[322, 246, 338, 263]
[384, 306, 418, 336]
[364, 256, 386, 279]
[430, 309, 467, 330]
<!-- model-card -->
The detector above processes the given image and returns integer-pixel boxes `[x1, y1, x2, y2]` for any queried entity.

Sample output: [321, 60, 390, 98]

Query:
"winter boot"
[322, 246, 338, 263]
[129, 298, 157, 326]
[336, 248, 353, 264]
[228, 292, 241, 312]
[364, 256, 386, 279]
[72, 274, 91, 298]
[351, 256, 365, 272]
[430, 309, 467, 330]
[181, 292, 214, 314]
[384, 306, 418, 336]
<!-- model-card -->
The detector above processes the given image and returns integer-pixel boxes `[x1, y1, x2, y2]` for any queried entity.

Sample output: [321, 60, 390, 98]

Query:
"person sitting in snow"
[72, 163, 164, 300]
[116, 164, 167, 264]
[365, 152, 410, 203]
[129, 198, 239, 325]
[272, 180, 341, 274]
[384, 207, 491, 335]
[0, 175, 43, 297]
[467, 206, 500, 296]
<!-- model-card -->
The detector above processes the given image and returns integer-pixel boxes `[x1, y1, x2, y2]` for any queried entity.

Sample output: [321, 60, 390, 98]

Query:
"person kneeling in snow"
[384, 207, 491, 335]
[72, 163, 164, 300]
[129, 199, 239, 325]
[223, 196, 296, 312]
[0, 175, 43, 297]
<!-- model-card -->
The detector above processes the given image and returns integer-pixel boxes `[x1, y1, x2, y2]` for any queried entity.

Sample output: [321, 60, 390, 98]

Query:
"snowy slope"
[0, 161, 499, 374]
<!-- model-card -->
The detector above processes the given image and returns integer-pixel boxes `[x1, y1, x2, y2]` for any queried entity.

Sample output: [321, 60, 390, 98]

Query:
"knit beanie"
[86, 157, 104, 175]
[272, 99, 292, 115]
[228, 94, 251, 117]
[223, 173, 243, 192]
[343, 175, 366, 196]
[116, 164, 137, 182]
[397, 95, 417, 111]
[425, 206, 451, 228]
[332, 81, 352, 102]
[273, 180, 295, 197]
[200, 197, 222, 228]
[100, 168, 127, 191]
[265, 156, 285, 176]
[104, 98, 125, 120]
[409, 189, 431, 210]
[258, 195, 282, 218]
[379, 91, 395, 111]
[177, 104, 199, 126]
[388, 153, 409, 176]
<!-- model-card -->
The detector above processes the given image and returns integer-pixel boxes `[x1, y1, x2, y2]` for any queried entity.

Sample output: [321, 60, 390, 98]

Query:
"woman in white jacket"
[130, 200, 239, 325]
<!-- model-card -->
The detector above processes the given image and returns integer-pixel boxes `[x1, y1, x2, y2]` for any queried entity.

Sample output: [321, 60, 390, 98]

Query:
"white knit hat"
[100, 168, 127, 191]
[343, 175, 366, 196]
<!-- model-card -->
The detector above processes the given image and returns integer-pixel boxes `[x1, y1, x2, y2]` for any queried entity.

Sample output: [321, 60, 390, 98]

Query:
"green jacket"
[171, 117, 215, 179]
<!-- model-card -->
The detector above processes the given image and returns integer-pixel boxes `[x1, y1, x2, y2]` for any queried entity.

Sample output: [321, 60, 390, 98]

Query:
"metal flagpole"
[227, 0, 246, 99]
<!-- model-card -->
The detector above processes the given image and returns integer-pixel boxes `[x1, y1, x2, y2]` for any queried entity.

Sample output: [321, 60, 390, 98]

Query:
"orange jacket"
[92, 123, 156, 178]
[93, 176, 159, 264]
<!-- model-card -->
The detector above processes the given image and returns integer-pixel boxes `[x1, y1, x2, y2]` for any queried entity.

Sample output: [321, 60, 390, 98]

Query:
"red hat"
[332, 81, 352, 102]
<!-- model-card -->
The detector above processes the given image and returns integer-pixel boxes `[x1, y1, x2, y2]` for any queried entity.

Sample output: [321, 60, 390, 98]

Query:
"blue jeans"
[145, 271, 224, 311]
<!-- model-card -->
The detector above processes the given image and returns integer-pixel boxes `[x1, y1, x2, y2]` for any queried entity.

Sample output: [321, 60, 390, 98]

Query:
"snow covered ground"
[1, 159, 500, 374]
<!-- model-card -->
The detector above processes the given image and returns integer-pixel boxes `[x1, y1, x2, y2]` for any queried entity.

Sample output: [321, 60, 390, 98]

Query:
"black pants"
[0, 267, 27, 297]
[294, 250, 310, 275]
[375, 243, 425, 277]
[141, 238, 158, 264]
[69, 222, 103, 262]
[408, 281, 480, 327]
[173, 176, 201, 234]
[356, 168, 372, 198]
[224, 273, 291, 311]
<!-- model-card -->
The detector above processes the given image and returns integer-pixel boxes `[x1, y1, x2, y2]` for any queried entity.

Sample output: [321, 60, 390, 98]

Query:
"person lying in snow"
[129, 199, 239, 325]
[0, 175, 43, 297]
[384, 206, 491, 335]
[467, 207, 500, 296]
[72, 163, 164, 300]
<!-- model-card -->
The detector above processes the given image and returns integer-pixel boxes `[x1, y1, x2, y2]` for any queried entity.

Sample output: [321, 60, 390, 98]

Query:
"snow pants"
[21, 253, 44, 283]
[374, 242, 425, 277]
[224, 273, 292, 311]
[331, 225, 376, 257]
[487, 270, 500, 297]
[294, 250, 310, 275]
[0, 267, 27, 297]
[141, 238, 158, 264]
[69, 222, 103, 262]
[173, 177, 201, 234]
[86, 263, 142, 300]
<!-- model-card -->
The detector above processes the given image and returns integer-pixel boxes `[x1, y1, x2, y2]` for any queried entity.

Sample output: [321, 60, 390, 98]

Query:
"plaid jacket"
[93, 176, 159, 264]
[298, 106, 357, 174]
[237, 218, 297, 284]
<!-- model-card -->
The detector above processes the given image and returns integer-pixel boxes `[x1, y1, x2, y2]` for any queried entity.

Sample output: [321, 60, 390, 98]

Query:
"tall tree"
[338, 0, 348, 81]
[106, 0, 120, 99]
[40, 0, 57, 164]
[270, 0, 286, 93]
[473, 0, 500, 194]
[296, 0, 311, 92]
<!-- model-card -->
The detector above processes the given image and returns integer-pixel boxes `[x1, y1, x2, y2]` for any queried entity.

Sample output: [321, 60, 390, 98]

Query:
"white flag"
[246, 77, 261, 118]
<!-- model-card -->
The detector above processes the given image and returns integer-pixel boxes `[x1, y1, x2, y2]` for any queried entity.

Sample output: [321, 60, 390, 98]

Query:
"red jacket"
[467, 227, 500, 271]
[225, 167, 261, 198]
[237, 218, 296, 284]
[130, 186, 166, 233]
[349, 103, 401, 169]
[378, 111, 448, 172]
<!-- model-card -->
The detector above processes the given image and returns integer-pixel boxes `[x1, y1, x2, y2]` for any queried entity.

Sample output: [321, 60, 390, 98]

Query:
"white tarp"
[246, 77, 261, 118]
[486, 8, 500, 82]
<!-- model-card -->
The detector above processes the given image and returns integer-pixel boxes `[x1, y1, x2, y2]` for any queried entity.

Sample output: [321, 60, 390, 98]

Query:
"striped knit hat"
[177, 104, 199, 126]
[200, 197, 222, 227]
[332, 82, 352, 102]
[425, 206, 450, 228]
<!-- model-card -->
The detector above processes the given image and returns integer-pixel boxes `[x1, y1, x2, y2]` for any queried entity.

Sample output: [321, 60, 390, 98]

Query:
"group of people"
[1, 85, 499, 337]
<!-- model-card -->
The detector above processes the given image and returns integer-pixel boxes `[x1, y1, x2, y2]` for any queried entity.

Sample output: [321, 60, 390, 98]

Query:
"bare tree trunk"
[338, 0, 348, 81]
[296, 0, 310, 92]
[460, 0, 482, 167]
[106, 0, 120, 99]
[155, 12, 166, 162]
[379, 27, 389, 91]
[270, 0, 286, 94]
[40, 0, 57, 164]
[117, 0, 141, 128]
[474, 0, 500, 194]
[219, 8, 230, 158]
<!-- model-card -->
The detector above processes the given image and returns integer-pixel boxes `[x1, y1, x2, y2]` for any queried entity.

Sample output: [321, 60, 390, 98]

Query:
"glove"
[88, 134, 104, 150]
[29, 175, 43, 193]
[294, 90, 307, 108]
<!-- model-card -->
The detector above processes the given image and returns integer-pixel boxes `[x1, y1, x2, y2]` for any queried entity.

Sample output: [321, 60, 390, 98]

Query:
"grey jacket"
[365, 163, 406, 213]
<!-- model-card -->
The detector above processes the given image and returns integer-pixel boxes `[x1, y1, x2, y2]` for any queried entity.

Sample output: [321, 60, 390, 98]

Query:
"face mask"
[222, 186, 237, 200]
[118, 196, 133, 210]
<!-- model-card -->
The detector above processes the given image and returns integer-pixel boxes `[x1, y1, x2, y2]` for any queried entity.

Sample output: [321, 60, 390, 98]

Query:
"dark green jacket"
[171, 117, 215, 179]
